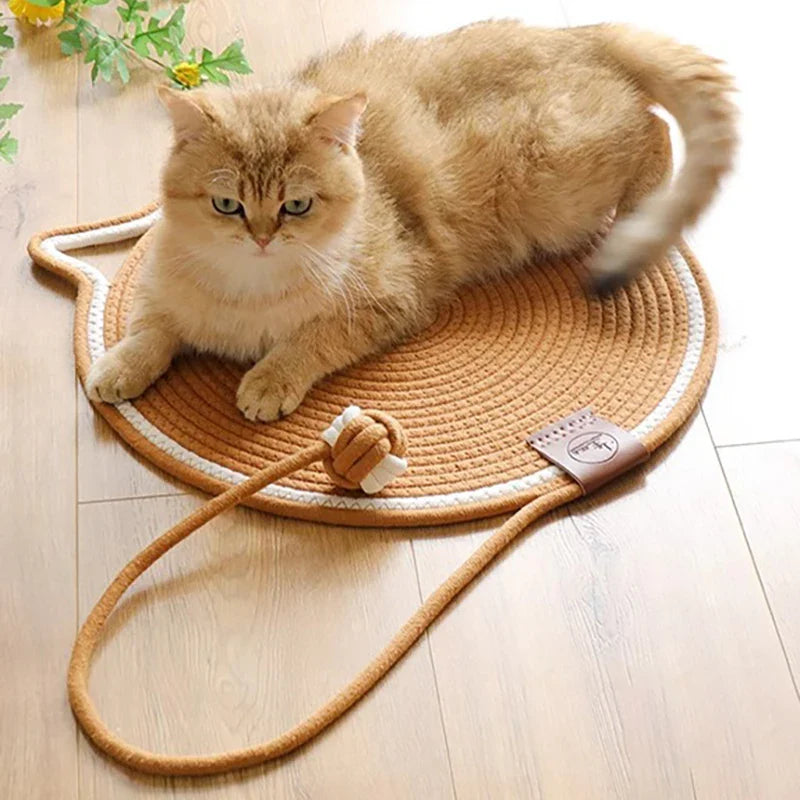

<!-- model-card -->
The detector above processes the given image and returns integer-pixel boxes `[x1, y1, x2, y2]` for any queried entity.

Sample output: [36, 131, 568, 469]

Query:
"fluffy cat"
[86, 21, 736, 421]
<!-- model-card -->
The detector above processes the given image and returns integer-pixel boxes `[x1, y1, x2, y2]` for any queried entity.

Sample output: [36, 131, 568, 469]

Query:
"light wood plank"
[77, 496, 453, 798]
[0, 21, 79, 800]
[719, 441, 800, 680]
[560, 0, 800, 445]
[320, 0, 565, 46]
[76, 0, 327, 502]
[413, 416, 800, 798]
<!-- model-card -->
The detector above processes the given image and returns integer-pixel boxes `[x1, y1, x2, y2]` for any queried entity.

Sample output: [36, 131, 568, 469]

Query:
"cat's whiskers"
[300, 257, 352, 330]
[156, 247, 238, 278]
[158, 245, 221, 265]
[297, 239, 393, 322]
[299, 240, 403, 333]
[309, 261, 355, 333]
[308, 243, 395, 323]
[296, 244, 358, 333]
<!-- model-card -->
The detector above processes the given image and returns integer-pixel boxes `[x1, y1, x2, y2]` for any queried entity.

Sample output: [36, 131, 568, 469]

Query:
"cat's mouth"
[251, 239, 285, 259]
[251, 244, 278, 259]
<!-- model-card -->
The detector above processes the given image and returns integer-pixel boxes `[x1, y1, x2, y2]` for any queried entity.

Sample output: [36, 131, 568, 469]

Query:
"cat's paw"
[236, 361, 310, 422]
[85, 339, 167, 403]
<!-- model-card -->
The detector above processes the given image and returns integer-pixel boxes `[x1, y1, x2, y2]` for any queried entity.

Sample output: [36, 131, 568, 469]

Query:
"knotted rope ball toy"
[321, 406, 409, 493]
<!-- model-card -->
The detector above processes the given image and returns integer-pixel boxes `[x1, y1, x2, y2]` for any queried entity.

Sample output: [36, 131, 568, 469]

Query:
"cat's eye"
[212, 196, 244, 216]
[281, 197, 313, 216]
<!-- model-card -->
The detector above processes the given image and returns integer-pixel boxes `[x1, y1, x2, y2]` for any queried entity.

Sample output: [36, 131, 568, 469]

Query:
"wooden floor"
[2, 1, 799, 798]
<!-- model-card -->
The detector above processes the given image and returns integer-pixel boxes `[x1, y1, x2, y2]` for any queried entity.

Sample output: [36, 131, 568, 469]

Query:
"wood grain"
[413, 416, 800, 798]
[0, 23, 79, 800]
[319, 0, 565, 46]
[719, 441, 800, 681]
[77, 496, 453, 798]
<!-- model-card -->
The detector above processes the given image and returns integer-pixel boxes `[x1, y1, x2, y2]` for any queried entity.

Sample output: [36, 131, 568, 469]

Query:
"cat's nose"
[254, 236, 271, 249]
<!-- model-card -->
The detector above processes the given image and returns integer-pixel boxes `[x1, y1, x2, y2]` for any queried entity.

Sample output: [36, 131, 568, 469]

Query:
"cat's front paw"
[85, 337, 171, 403]
[236, 360, 310, 422]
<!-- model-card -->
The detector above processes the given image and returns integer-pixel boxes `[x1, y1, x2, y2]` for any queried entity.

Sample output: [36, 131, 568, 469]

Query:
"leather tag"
[526, 408, 649, 495]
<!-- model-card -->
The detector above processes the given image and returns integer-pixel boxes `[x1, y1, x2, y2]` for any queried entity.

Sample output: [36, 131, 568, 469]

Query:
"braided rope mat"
[30, 205, 716, 527]
[29, 206, 717, 776]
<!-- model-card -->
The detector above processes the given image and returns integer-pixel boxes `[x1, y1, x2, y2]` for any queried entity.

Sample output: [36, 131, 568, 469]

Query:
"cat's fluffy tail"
[590, 25, 738, 291]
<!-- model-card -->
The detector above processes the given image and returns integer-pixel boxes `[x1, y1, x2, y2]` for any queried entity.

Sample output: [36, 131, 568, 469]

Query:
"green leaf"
[0, 26, 15, 50]
[166, 23, 186, 60]
[0, 77, 9, 93]
[203, 68, 230, 86]
[0, 103, 23, 121]
[130, 35, 147, 58]
[96, 55, 113, 82]
[131, 5, 185, 59]
[198, 40, 252, 85]
[58, 28, 84, 56]
[0, 131, 18, 163]
[115, 50, 130, 83]
[84, 35, 101, 63]
[59, 18, 93, 55]
[98, 45, 122, 82]
[84, 0, 112, 5]
[83, 33, 127, 84]
[116, 0, 148, 25]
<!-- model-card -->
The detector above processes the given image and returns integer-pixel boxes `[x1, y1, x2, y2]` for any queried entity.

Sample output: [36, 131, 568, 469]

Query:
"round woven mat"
[31, 209, 717, 525]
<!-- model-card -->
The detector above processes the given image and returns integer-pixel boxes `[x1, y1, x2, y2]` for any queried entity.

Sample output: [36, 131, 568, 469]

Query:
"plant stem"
[121, 39, 169, 71]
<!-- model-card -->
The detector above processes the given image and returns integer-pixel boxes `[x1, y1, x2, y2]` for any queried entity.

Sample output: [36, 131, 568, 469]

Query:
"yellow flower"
[172, 62, 201, 89]
[8, 0, 65, 26]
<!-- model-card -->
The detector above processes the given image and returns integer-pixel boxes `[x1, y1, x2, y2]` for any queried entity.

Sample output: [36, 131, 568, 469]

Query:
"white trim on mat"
[41, 214, 705, 511]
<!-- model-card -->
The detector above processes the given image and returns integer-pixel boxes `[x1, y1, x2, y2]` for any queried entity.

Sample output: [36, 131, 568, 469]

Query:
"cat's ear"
[309, 93, 367, 148]
[157, 86, 214, 142]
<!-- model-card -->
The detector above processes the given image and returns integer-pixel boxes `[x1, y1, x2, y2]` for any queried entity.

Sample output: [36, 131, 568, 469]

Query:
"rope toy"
[68, 406, 580, 776]
[321, 405, 408, 493]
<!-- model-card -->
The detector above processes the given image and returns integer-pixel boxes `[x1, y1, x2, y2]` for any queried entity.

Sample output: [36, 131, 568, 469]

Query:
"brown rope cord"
[68, 409, 581, 777]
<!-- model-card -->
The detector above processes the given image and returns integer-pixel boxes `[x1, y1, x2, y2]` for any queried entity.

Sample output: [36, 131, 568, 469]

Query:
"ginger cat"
[86, 21, 736, 421]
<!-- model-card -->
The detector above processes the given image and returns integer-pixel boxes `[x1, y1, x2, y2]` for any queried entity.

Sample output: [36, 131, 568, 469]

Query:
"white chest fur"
[162, 276, 325, 363]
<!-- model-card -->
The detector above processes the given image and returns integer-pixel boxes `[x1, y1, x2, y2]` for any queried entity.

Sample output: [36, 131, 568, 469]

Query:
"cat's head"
[157, 85, 367, 298]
